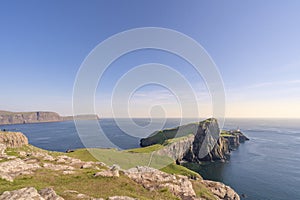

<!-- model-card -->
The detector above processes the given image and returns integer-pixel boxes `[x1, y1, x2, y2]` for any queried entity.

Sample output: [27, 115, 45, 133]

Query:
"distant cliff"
[0, 111, 62, 125]
[0, 111, 100, 125]
[141, 118, 249, 162]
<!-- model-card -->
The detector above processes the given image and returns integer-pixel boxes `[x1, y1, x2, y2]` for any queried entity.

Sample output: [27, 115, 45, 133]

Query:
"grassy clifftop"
[140, 119, 216, 147]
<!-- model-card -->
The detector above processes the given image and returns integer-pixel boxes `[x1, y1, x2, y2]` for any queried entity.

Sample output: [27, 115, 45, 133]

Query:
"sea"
[0, 118, 299, 200]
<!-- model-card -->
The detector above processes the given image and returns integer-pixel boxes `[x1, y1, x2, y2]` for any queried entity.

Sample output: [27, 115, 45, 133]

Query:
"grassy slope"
[1, 146, 179, 200]
[1, 145, 217, 200]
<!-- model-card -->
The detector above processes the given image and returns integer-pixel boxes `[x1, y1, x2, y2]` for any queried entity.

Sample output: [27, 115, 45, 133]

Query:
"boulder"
[202, 180, 240, 200]
[0, 131, 28, 148]
[0, 187, 44, 200]
[0, 187, 64, 200]
[125, 166, 196, 200]
[38, 188, 64, 200]
[94, 164, 120, 178]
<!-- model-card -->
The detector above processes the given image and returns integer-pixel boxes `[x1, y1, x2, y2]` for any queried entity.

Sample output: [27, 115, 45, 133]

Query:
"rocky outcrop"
[202, 180, 240, 200]
[94, 164, 120, 178]
[156, 134, 195, 161]
[125, 166, 196, 200]
[0, 187, 64, 200]
[0, 131, 28, 148]
[38, 188, 64, 200]
[199, 137, 230, 161]
[221, 130, 249, 150]
[185, 119, 228, 162]
[0, 158, 41, 182]
[142, 119, 230, 162]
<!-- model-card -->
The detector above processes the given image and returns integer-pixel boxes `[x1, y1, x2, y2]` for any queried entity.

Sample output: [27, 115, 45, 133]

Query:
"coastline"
[0, 128, 241, 200]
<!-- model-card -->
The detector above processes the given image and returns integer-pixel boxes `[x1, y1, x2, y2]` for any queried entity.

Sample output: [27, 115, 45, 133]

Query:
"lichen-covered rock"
[38, 188, 64, 200]
[0, 143, 6, 156]
[0, 187, 44, 200]
[202, 180, 240, 200]
[94, 164, 120, 178]
[0, 187, 64, 200]
[0, 158, 41, 182]
[0, 131, 28, 148]
[125, 166, 196, 200]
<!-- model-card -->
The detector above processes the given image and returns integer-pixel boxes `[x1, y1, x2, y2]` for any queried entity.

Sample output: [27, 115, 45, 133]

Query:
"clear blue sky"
[1, 1, 300, 118]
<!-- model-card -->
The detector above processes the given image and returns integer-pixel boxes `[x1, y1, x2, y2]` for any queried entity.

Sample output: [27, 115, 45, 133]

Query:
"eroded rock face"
[125, 166, 196, 200]
[0, 111, 62, 125]
[202, 180, 240, 200]
[148, 119, 230, 162]
[156, 135, 194, 161]
[0, 131, 28, 148]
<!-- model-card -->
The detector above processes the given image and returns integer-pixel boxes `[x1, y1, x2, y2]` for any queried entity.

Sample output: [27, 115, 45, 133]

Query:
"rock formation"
[0, 131, 28, 148]
[0, 187, 64, 200]
[125, 166, 240, 200]
[141, 118, 249, 162]
[125, 166, 196, 200]
[202, 180, 240, 200]
[0, 110, 100, 125]
[0, 111, 62, 125]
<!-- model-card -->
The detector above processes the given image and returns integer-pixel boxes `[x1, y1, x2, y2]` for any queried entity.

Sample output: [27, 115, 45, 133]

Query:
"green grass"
[126, 144, 164, 153]
[192, 180, 217, 200]
[220, 130, 234, 137]
[68, 148, 174, 170]
[140, 118, 218, 147]
[0, 168, 179, 200]
[140, 123, 199, 147]
[160, 163, 202, 180]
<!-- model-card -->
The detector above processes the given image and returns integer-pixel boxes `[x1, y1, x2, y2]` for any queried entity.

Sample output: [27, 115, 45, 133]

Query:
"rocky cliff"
[0, 111, 62, 125]
[142, 118, 248, 162]
[0, 111, 100, 125]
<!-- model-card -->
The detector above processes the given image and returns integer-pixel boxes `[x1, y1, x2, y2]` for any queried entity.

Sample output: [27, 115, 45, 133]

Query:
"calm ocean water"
[1, 118, 299, 200]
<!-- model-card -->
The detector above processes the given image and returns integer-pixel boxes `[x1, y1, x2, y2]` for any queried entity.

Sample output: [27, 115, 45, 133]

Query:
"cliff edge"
[141, 118, 249, 162]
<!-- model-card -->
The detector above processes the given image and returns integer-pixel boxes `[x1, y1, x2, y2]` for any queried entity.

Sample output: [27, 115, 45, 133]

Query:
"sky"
[0, 0, 300, 118]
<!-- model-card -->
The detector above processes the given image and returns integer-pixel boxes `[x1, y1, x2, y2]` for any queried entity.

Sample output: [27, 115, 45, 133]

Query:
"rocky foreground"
[0, 130, 240, 200]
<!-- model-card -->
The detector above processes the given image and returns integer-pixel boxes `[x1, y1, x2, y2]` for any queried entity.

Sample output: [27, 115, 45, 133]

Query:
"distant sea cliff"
[0, 111, 99, 125]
